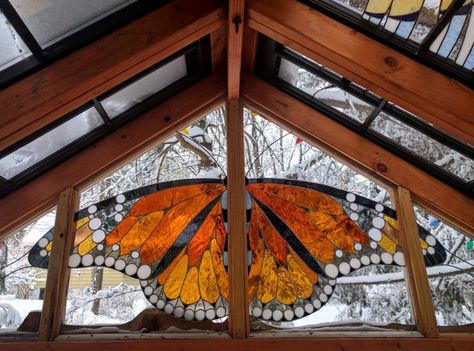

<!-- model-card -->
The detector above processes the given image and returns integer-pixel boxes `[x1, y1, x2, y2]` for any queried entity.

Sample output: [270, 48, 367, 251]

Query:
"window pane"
[10, 0, 137, 47]
[0, 10, 31, 70]
[0, 108, 103, 180]
[370, 111, 474, 181]
[278, 58, 374, 123]
[101, 55, 187, 118]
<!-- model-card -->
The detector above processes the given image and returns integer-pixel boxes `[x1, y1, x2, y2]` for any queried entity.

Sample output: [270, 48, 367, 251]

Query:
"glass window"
[10, 0, 137, 47]
[278, 59, 374, 123]
[0, 209, 56, 334]
[0, 10, 31, 71]
[369, 111, 474, 181]
[101, 55, 187, 118]
[0, 107, 103, 180]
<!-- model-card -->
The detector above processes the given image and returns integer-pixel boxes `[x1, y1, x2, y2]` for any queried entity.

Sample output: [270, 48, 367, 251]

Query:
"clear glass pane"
[370, 111, 474, 181]
[10, 0, 137, 47]
[0, 209, 56, 335]
[101, 55, 187, 118]
[0, 108, 103, 180]
[278, 58, 374, 123]
[415, 206, 474, 327]
[0, 10, 31, 70]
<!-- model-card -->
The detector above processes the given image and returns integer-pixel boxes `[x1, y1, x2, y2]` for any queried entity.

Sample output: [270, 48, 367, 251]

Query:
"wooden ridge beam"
[1, 337, 474, 351]
[0, 0, 226, 150]
[246, 0, 474, 146]
[242, 73, 474, 235]
[0, 70, 226, 240]
[228, 0, 245, 99]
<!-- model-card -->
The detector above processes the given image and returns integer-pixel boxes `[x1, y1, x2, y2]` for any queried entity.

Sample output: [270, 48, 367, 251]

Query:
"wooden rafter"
[227, 0, 245, 99]
[242, 73, 474, 235]
[246, 0, 474, 146]
[0, 0, 225, 150]
[0, 71, 226, 240]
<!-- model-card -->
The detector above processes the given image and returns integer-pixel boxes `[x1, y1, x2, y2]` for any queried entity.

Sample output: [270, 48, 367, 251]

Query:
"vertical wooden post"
[39, 187, 79, 340]
[395, 186, 438, 337]
[228, 0, 245, 100]
[226, 99, 249, 338]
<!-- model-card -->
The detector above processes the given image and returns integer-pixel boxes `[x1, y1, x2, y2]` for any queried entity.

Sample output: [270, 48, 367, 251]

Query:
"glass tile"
[278, 58, 374, 123]
[0, 107, 103, 179]
[101, 55, 187, 118]
[0, 10, 31, 70]
[370, 111, 474, 181]
[10, 0, 137, 47]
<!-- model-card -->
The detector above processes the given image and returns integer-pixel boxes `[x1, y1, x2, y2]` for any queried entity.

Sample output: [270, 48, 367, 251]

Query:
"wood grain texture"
[226, 99, 249, 338]
[0, 71, 226, 240]
[395, 187, 438, 337]
[38, 188, 79, 341]
[242, 27, 258, 73]
[242, 73, 474, 235]
[246, 0, 474, 146]
[0, 0, 225, 150]
[228, 0, 245, 99]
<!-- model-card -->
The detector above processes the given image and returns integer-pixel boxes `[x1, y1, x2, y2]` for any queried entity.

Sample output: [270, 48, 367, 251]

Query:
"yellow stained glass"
[181, 267, 200, 305]
[164, 254, 188, 300]
[199, 250, 220, 303]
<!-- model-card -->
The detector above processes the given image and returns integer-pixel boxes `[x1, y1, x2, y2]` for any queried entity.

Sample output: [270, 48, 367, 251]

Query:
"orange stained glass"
[119, 211, 164, 255]
[129, 184, 225, 216]
[248, 239, 265, 301]
[335, 214, 369, 245]
[164, 254, 188, 300]
[248, 202, 260, 252]
[181, 266, 200, 305]
[248, 186, 334, 263]
[288, 247, 318, 284]
[249, 183, 344, 215]
[276, 267, 297, 305]
[199, 250, 220, 303]
[106, 216, 138, 246]
[210, 239, 229, 299]
[254, 203, 288, 265]
[158, 248, 185, 285]
[213, 205, 226, 252]
[287, 253, 312, 299]
[73, 218, 93, 246]
[257, 250, 278, 304]
[187, 204, 220, 267]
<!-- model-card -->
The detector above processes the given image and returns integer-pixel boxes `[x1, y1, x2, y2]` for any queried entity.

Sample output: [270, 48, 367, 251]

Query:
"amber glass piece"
[248, 239, 264, 302]
[105, 216, 138, 246]
[287, 254, 313, 299]
[378, 234, 397, 254]
[249, 183, 344, 215]
[420, 238, 428, 249]
[288, 247, 318, 284]
[277, 267, 297, 305]
[248, 202, 260, 253]
[140, 191, 222, 264]
[258, 250, 278, 304]
[77, 235, 97, 256]
[46, 241, 52, 252]
[310, 211, 355, 252]
[187, 204, 219, 267]
[199, 250, 220, 303]
[335, 214, 369, 245]
[181, 266, 200, 305]
[384, 215, 400, 230]
[75, 216, 89, 229]
[254, 204, 288, 265]
[119, 211, 164, 255]
[213, 204, 226, 252]
[248, 187, 334, 263]
[210, 239, 229, 299]
[158, 248, 185, 285]
[164, 254, 188, 300]
[73, 218, 93, 246]
[129, 184, 225, 216]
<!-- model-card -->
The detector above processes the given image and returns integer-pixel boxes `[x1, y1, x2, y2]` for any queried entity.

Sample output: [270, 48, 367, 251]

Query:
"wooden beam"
[2, 338, 474, 351]
[0, 70, 226, 240]
[228, 0, 245, 99]
[226, 99, 249, 338]
[0, 0, 225, 150]
[246, 0, 474, 146]
[395, 187, 438, 337]
[242, 73, 474, 234]
[39, 188, 79, 341]
[242, 27, 258, 73]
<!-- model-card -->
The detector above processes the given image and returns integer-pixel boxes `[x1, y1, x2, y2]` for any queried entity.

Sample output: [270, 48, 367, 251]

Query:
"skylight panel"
[100, 55, 188, 118]
[0, 9, 31, 70]
[9, 0, 137, 47]
[0, 107, 104, 180]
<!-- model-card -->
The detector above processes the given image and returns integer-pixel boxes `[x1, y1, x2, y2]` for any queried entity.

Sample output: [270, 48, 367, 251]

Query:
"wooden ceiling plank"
[0, 0, 225, 150]
[0, 70, 226, 240]
[227, 0, 245, 99]
[246, 0, 474, 146]
[242, 73, 474, 235]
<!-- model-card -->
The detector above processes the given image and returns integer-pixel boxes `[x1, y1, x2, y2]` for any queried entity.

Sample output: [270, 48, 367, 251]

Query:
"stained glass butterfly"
[29, 177, 446, 322]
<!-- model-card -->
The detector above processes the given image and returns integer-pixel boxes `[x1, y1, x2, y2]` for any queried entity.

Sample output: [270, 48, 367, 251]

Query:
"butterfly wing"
[246, 178, 446, 322]
[29, 179, 228, 321]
